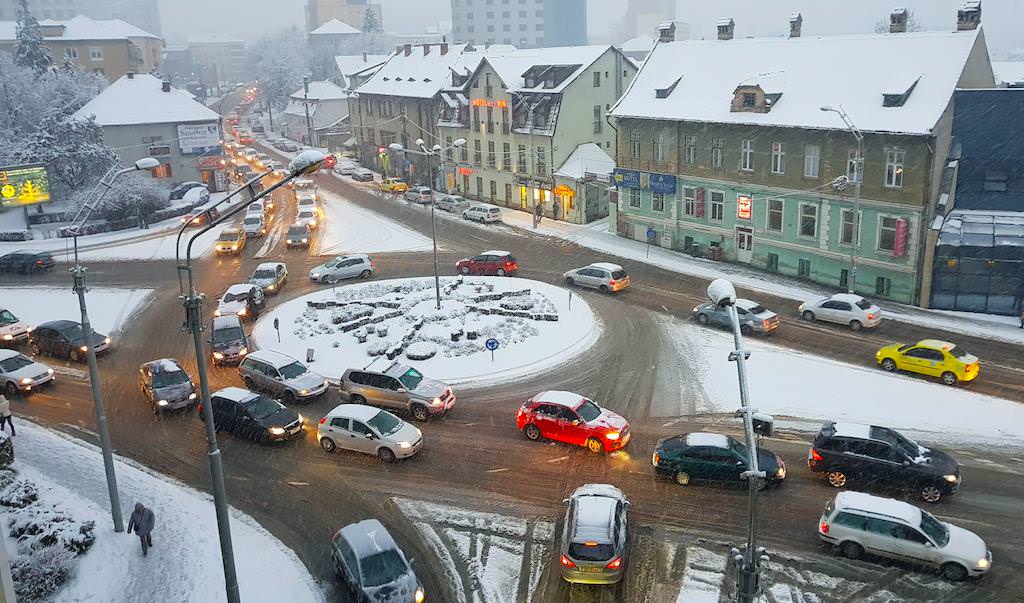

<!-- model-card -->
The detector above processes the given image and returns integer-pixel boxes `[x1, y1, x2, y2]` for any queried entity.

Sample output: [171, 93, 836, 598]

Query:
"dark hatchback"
[210, 315, 248, 366]
[29, 320, 110, 362]
[808, 421, 961, 503]
[0, 251, 55, 274]
[138, 358, 197, 413]
[201, 387, 304, 444]
[652, 432, 786, 488]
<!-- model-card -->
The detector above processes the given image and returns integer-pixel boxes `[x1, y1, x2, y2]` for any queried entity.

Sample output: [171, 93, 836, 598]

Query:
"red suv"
[516, 391, 630, 453]
[455, 250, 518, 276]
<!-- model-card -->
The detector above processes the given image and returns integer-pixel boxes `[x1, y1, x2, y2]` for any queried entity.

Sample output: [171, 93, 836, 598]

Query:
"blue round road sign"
[646, 226, 656, 240]
[485, 338, 500, 351]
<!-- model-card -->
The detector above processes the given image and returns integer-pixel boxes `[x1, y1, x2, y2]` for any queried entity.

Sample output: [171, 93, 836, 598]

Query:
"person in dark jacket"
[127, 502, 155, 556]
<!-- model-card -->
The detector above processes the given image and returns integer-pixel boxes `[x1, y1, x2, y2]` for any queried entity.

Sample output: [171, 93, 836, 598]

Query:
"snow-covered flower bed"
[253, 277, 600, 386]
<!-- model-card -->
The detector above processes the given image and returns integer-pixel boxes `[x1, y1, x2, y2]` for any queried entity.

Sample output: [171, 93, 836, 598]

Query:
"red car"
[238, 134, 254, 145]
[516, 391, 630, 453]
[455, 250, 518, 276]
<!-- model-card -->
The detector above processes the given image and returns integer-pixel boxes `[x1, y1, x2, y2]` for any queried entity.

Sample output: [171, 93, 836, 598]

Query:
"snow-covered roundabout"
[252, 276, 600, 386]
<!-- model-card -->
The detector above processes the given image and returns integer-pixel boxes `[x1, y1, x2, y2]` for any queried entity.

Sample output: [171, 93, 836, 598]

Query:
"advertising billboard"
[177, 123, 221, 155]
[0, 164, 51, 208]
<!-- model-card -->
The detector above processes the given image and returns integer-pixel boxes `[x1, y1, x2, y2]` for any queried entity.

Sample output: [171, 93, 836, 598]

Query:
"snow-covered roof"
[588, 262, 623, 272]
[534, 390, 584, 407]
[0, 15, 158, 41]
[289, 80, 349, 101]
[334, 54, 388, 77]
[611, 30, 983, 135]
[938, 210, 1024, 247]
[555, 143, 615, 179]
[830, 293, 869, 304]
[187, 33, 244, 45]
[213, 386, 258, 403]
[339, 519, 398, 559]
[0, 349, 23, 361]
[734, 298, 762, 311]
[573, 495, 616, 533]
[831, 422, 873, 440]
[329, 403, 386, 422]
[834, 491, 922, 526]
[73, 74, 219, 126]
[685, 433, 730, 448]
[570, 483, 626, 501]
[246, 349, 298, 369]
[225, 283, 256, 295]
[479, 45, 610, 93]
[482, 250, 512, 257]
[356, 43, 475, 98]
[622, 34, 654, 53]
[310, 18, 361, 36]
[992, 61, 1024, 86]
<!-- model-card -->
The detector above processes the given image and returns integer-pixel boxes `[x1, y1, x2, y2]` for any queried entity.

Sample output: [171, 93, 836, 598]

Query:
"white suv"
[798, 293, 881, 331]
[818, 491, 991, 582]
[242, 213, 266, 238]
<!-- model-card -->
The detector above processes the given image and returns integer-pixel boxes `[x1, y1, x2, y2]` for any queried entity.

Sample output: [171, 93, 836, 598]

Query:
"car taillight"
[810, 448, 823, 462]
[36, 260, 43, 265]
[559, 554, 576, 568]
[606, 557, 622, 570]
[820, 520, 829, 535]
[506, 261, 514, 267]
[609, 279, 616, 285]
[867, 313, 877, 320]
[318, 417, 327, 425]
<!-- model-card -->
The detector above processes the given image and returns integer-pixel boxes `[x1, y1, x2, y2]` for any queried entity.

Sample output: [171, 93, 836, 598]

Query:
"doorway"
[735, 227, 753, 263]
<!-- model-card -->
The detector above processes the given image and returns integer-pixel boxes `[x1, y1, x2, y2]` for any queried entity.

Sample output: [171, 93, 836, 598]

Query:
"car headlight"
[20, 377, 32, 384]
[80, 345, 88, 352]
[213, 352, 224, 359]
[214, 310, 222, 317]
[397, 441, 412, 449]
[104, 337, 111, 344]
[944, 474, 959, 483]
[976, 558, 990, 569]
[310, 273, 320, 279]
[157, 400, 169, 407]
[239, 347, 248, 355]
[237, 308, 247, 316]
[47, 368, 53, 374]
[188, 392, 197, 400]
[431, 397, 442, 405]
[2, 334, 11, 340]
[605, 432, 620, 440]
[301, 238, 308, 243]
[300, 389, 308, 395]
[269, 427, 285, 435]
[415, 586, 425, 603]
[776, 466, 786, 479]
[692, 306, 700, 313]
[297, 414, 305, 424]
[267, 284, 275, 291]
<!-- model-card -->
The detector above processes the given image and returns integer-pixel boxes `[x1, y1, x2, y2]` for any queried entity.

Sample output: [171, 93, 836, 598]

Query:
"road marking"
[255, 229, 281, 258]
[661, 305, 670, 312]
[51, 366, 89, 380]
[287, 481, 310, 487]
[486, 467, 510, 473]
[546, 456, 569, 463]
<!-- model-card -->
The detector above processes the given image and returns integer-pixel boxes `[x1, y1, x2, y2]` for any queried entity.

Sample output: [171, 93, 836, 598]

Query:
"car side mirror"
[397, 387, 407, 393]
[364, 433, 374, 439]
[924, 541, 934, 547]
[903, 460, 911, 466]
[571, 420, 580, 426]
[562, 498, 569, 505]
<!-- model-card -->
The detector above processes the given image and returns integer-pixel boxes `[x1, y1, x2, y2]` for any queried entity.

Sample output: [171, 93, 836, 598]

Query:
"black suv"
[200, 387, 304, 444]
[29, 320, 110, 362]
[807, 421, 961, 503]
[652, 432, 786, 489]
[0, 251, 55, 274]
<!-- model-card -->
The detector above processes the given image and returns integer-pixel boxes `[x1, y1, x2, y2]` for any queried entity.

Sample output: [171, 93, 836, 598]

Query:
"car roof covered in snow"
[834, 491, 921, 526]
[533, 390, 584, 408]
[211, 315, 243, 329]
[587, 262, 623, 272]
[916, 339, 957, 351]
[327, 403, 391, 422]
[572, 493, 617, 541]
[829, 422, 873, 440]
[37, 320, 80, 331]
[571, 483, 626, 501]
[685, 433, 730, 448]
[140, 358, 184, 373]
[734, 299, 763, 311]
[246, 349, 299, 369]
[338, 519, 400, 560]
[255, 262, 284, 271]
[828, 293, 868, 304]
[224, 284, 256, 296]
[212, 386, 259, 403]
[481, 250, 512, 256]
[0, 349, 24, 361]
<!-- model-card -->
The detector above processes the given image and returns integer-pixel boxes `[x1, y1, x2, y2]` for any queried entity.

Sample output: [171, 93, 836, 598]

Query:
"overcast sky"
[159, 0, 1023, 57]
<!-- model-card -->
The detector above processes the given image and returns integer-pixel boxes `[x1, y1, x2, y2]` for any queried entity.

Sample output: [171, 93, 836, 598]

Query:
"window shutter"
[894, 218, 909, 256]
[695, 188, 706, 218]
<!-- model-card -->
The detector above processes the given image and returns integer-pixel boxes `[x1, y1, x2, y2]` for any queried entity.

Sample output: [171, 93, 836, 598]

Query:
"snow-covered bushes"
[499, 297, 535, 311]
[405, 341, 437, 360]
[8, 505, 96, 554]
[331, 304, 374, 324]
[2, 480, 39, 508]
[0, 432, 13, 467]
[11, 545, 75, 602]
[366, 339, 390, 356]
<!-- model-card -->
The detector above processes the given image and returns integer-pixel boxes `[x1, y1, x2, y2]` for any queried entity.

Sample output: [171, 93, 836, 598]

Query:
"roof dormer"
[882, 74, 920, 107]
[655, 76, 682, 99]
[730, 74, 783, 113]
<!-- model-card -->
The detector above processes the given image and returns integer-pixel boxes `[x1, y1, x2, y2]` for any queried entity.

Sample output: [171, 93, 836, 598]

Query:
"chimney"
[126, 71, 134, 79]
[717, 17, 735, 41]
[440, 42, 449, 55]
[957, 0, 982, 31]
[657, 21, 676, 43]
[423, 44, 430, 56]
[789, 12, 802, 38]
[161, 80, 171, 92]
[404, 44, 412, 56]
[890, 7, 908, 33]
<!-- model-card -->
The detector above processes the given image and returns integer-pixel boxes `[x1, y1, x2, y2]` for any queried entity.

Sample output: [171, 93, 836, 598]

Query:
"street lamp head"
[707, 278, 737, 308]
[431, 144, 442, 153]
[453, 138, 467, 147]
[288, 150, 327, 176]
[134, 157, 160, 170]
[415, 138, 425, 147]
[388, 143, 404, 152]
[820, 106, 835, 112]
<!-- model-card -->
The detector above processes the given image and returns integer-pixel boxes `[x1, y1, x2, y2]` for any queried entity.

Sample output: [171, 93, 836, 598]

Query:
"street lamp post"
[821, 105, 864, 294]
[175, 150, 327, 603]
[706, 279, 768, 603]
[303, 75, 315, 147]
[66, 156, 160, 533]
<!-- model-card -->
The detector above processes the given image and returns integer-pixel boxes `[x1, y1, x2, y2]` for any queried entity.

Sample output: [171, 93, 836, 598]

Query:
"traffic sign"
[485, 338, 499, 351]
[646, 226, 656, 241]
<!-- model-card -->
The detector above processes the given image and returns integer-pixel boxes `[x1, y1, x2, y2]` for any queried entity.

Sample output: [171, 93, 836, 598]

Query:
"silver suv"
[339, 362, 455, 421]
[330, 519, 425, 602]
[559, 484, 629, 585]
[239, 350, 329, 404]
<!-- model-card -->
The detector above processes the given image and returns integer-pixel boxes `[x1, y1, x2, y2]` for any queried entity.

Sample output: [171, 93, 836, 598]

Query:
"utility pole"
[821, 105, 864, 294]
[303, 75, 314, 147]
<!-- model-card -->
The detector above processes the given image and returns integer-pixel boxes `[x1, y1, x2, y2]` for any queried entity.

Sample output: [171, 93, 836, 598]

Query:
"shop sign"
[613, 168, 641, 189]
[736, 195, 752, 220]
[177, 123, 220, 155]
[647, 172, 677, 195]
[553, 184, 574, 197]
[0, 164, 51, 207]
[471, 99, 508, 108]
[197, 155, 224, 169]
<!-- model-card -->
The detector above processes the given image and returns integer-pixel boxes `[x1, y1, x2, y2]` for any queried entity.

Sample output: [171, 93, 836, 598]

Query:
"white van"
[462, 205, 501, 223]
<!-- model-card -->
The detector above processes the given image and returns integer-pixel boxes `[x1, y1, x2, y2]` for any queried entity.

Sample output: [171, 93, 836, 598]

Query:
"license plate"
[580, 566, 603, 573]
[621, 432, 630, 445]
[289, 425, 301, 434]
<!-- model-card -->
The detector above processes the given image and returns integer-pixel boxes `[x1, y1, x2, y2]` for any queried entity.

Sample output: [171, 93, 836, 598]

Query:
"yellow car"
[214, 228, 247, 255]
[379, 178, 408, 193]
[875, 339, 979, 386]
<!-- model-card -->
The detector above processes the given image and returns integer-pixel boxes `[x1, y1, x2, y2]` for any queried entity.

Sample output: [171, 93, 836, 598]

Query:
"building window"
[517, 145, 526, 172]
[628, 189, 640, 208]
[804, 144, 820, 178]
[711, 137, 724, 168]
[740, 139, 753, 171]
[476, 177, 483, 196]
[630, 130, 641, 158]
[89, 47, 103, 61]
[653, 131, 666, 162]
[473, 139, 481, 166]
[505, 183, 512, 201]
[742, 93, 756, 108]
[445, 136, 453, 161]
[684, 135, 696, 165]
[767, 253, 779, 273]
[148, 145, 171, 157]
[799, 204, 817, 238]
[536, 146, 546, 174]
[652, 192, 665, 212]
[490, 180, 497, 200]
[767, 199, 783, 232]
[487, 141, 496, 167]
[473, 106, 480, 132]
[884, 149, 905, 188]
[63, 47, 78, 59]
[878, 216, 898, 252]
[875, 276, 891, 297]
[841, 209, 855, 245]
[710, 191, 724, 221]
[847, 148, 863, 183]
[683, 187, 695, 216]
[460, 143, 469, 162]
[501, 107, 509, 134]
[593, 105, 602, 134]
[593, 72, 601, 87]
[798, 258, 811, 278]
[502, 142, 511, 170]
[770, 142, 785, 174]
[150, 163, 172, 179]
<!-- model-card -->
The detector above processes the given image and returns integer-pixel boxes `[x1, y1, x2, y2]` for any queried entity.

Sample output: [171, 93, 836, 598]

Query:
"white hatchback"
[296, 209, 318, 229]
[308, 254, 373, 283]
[436, 194, 470, 213]
[798, 293, 881, 331]
[463, 205, 501, 223]
[241, 213, 266, 238]
[0, 349, 54, 395]
[317, 404, 423, 463]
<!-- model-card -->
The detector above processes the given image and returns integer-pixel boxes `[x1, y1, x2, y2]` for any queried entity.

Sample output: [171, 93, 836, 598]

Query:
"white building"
[282, 80, 351, 147]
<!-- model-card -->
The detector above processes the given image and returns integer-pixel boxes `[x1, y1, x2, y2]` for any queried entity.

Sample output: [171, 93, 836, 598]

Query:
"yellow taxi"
[379, 178, 408, 193]
[875, 339, 979, 386]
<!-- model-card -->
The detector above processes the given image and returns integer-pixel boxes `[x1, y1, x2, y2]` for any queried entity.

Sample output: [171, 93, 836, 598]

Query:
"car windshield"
[948, 346, 972, 360]
[295, 182, 313, 190]
[244, 217, 260, 226]
[219, 232, 239, 241]
[568, 542, 615, 562]
[855, 299, 874, 310]
[0, 310, 17, 325]
[886, 429, 921, 459]
[287, 227, 307, 236]
[359, 550, 408, 587]
[919, 510, 950, 547]
[747, 305, 767, 315]
[246, 396, 283, 420]
[611, 270, 627, 280]
[59, 324, 84, 340]
[728, 438, 747, 457]
[577, 400, 602, 422]
[0, 355, 33, 372]
[222, 291, 248, 303]
[368, 411, 403, 437]
[152, 369, 189, 388]
[897, 343, 914, 353]
[253, 270, 276, 279]
[299, 211, 314, 218]
[278, 361, 307, 379]
[212, 326, 244, 343]
[397, 368, 424, 390]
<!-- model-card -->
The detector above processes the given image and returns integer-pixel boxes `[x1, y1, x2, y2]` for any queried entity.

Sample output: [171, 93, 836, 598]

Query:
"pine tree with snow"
[14, 0, 53, 75]
[362, 7, 381, 33]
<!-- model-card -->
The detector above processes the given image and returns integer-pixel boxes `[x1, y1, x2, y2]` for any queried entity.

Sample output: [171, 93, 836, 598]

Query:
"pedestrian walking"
[127, 502, 155, 556]
[534, 203, 543, 228]
[552, 199, 561, 221]
[1019, 307, 1024, 329]
[0, 394, 13, 436]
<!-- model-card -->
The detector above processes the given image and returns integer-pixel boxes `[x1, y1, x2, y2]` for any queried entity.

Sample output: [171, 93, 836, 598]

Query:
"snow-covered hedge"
[11, 546, 75, 602]
[8, 505, 96, 555]
[0, 432, 12, 468]
[0, 230, 34, 242]
[1, 480, 39, 508]
[405, 341, 437, 361]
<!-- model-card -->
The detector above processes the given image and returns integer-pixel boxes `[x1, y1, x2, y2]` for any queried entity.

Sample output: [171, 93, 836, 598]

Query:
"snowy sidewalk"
[9, 422, 323, 602]
[498, 210, 1024, 345]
